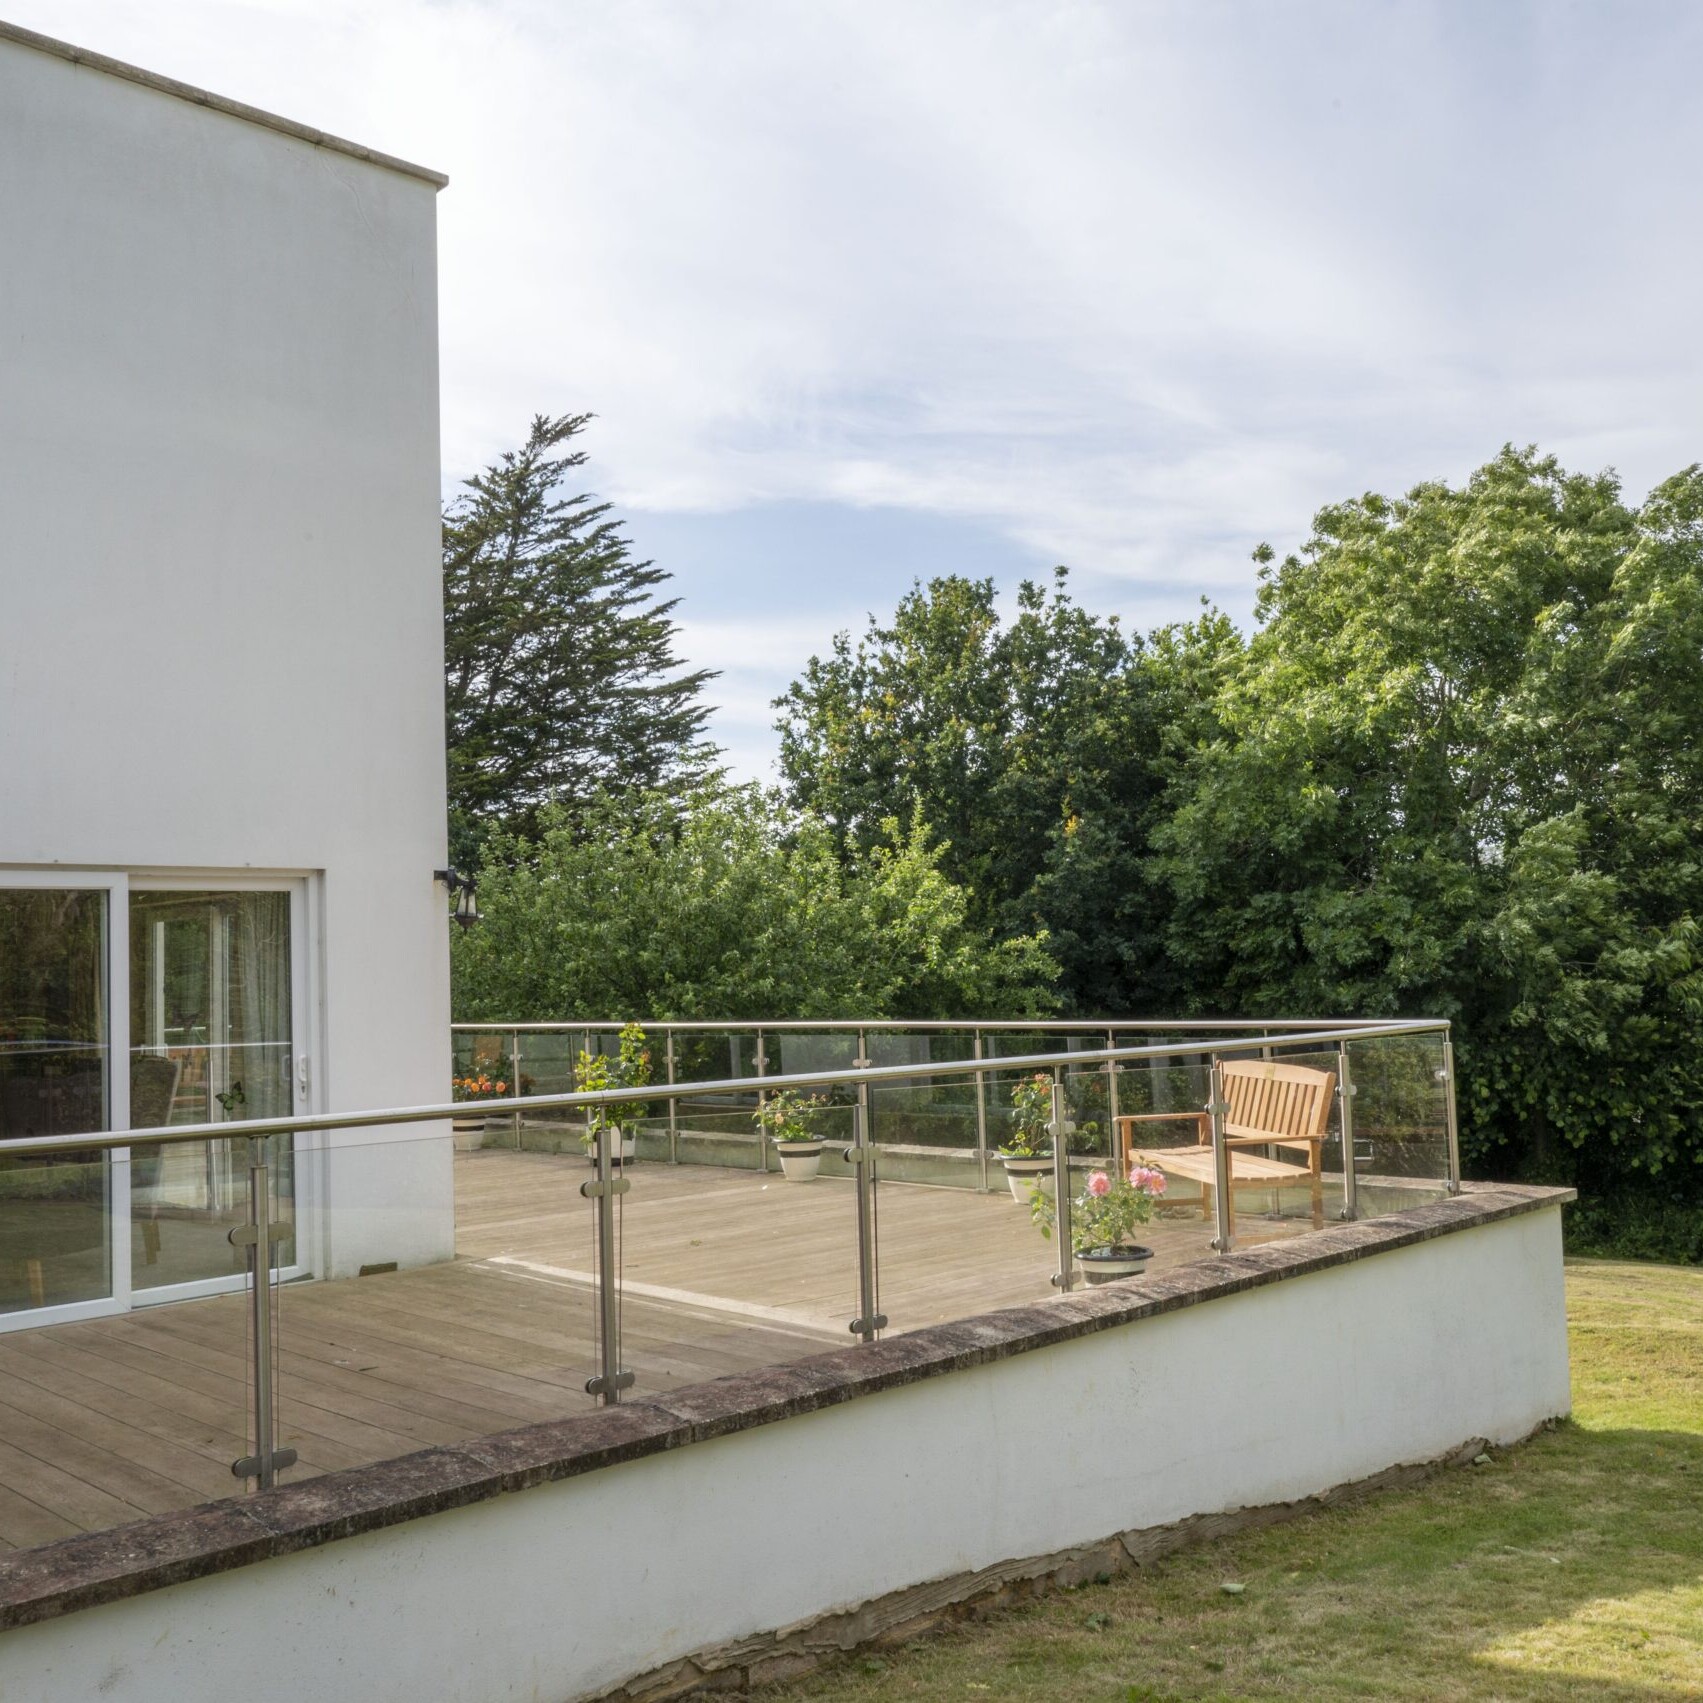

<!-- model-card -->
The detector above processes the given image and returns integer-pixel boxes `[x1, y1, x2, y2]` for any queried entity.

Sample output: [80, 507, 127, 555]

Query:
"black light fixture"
[434, 868, 481, 930]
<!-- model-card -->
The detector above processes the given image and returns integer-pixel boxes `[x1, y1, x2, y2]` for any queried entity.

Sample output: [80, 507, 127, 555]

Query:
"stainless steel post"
[1441, 1034, 1462, 1194]
[849, 1083, 885, 1341]
[973, 1031, 990, 1193]
[1337, 1041, 1359, 1221]
[1105, 1028, 1120, 1166]
[581, 1027, 594, 1150]
[1050, 1069, 1075, 1292]
[581, 1120, 633, 1404]
[1209, 1058, 1234, 1253]
[510, 1029, 522, 1143]
[756, 1027, 769, 1172]
[666, 1032, 679, 1166]
[230, 1136, 297, 1490]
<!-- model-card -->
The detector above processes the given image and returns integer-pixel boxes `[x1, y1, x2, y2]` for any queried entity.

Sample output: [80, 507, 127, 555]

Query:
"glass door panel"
[129, 890, 294, 1291]
[0, 889, 112, 1314]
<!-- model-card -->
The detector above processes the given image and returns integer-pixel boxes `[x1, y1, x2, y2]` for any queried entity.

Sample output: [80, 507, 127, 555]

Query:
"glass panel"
[0, 1129, 256, 1547]
[1346, 1031, 1452, 1212]
[871, 1131, 1061, 1333]
[615, 1096, 860, 1392]
[129, 890, 294, 1291]
[866, 1030, 981, 1189]
[1218, 1044, 1348, 1241]
[1109, 1039, 1215, 1238]
[512, 1028, 576, 1096]
[0, 888, 112, 1313]
[451, 1026, 497, 1085]
[668, 1028, 763, 1170]
[280, 1126, 600, 1476]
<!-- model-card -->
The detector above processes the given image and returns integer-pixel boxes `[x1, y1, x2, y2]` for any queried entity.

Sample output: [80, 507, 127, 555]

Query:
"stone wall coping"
[0, 1183, 1573, 1632]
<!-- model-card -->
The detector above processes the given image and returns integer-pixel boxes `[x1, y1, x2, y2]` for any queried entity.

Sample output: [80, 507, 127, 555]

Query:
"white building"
[0, 22, 454, 1327]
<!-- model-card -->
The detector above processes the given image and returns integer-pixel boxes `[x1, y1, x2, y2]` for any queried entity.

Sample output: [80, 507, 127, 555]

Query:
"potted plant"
[452, 1070, 510, 1149]
[754, 1088, 830, 1180]
[1032, 1163, 1167, 1283]
[574, 1022, 651, 1164]
[998, 1073, 1059, 1202]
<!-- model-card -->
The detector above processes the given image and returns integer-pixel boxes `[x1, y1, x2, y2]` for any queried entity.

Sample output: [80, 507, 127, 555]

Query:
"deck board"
[0, 1149, 1306, 1548]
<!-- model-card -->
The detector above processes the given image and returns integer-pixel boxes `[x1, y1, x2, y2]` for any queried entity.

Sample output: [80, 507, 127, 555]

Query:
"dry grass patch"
[759, 1260, 1703, 1701]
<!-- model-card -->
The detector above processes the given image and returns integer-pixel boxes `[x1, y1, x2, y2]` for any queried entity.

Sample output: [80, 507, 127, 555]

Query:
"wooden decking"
[0, 1150, 1302, 1550]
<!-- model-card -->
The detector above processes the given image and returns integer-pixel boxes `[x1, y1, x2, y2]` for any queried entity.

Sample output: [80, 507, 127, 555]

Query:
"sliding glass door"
[129, 889, 297, 1294]
[0, 887, 114, 1315]
[0, 874, 309, 1323]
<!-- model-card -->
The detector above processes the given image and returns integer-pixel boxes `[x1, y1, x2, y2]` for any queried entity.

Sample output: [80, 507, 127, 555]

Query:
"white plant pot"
[1077, 1244, 1154, 1285]
[1001, 1155, 1054, 1204]
[584, 1130, 639, 1165]
[776, 1140, 825, 1182]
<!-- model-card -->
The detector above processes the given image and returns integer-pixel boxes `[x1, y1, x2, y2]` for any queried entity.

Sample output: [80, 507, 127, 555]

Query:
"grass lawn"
[760, 1261, 1703, 1701]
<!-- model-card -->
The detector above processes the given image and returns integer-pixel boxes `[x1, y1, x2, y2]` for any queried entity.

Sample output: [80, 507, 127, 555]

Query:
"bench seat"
[1115, 1059, 1335, 1234]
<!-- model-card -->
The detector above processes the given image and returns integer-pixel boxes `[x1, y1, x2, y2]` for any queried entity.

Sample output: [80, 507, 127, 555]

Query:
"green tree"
[774, 567, 1234, 1012]
[443, 414, 717, 861]
[450, 784, 1057, 1022]
[775, 573, 1010, 902]
[1151, 447, 1703, 1196]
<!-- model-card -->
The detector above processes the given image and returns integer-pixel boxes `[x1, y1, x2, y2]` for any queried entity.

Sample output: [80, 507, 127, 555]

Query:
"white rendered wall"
[0, 39, 451, 1269]
[0, 1209, 1573, 1703]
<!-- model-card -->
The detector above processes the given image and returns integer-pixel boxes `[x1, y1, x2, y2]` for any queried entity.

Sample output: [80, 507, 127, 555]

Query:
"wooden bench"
[1115, 1058, 1335, 1234]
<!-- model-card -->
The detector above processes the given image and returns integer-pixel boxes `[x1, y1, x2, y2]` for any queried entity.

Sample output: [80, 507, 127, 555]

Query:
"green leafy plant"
[451, 785, 1057, 1025]
[1002, 1073, 1055, 1158]
[1033, 1164, 1167, 1254]
[753, 1089, 829, 1144]
[573, 1021, 651, 1150]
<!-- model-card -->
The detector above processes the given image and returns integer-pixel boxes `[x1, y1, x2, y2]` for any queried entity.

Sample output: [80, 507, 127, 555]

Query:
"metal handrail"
[453, 1017, 1407, 1034]
[0, 1019, 1450, 1160]
[0, 1015, 1459, 1453]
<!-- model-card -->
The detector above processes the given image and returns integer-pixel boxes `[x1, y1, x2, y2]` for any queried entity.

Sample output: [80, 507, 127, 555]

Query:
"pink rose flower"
[1129, 1165, 1166, 1194]
[1086, 1170, 1111, 1197]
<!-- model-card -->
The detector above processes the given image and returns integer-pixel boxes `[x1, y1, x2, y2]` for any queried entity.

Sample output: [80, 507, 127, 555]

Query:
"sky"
[19, 0, 1703, 778]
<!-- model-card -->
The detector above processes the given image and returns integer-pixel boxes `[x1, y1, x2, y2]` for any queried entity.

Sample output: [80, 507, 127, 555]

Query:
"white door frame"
[126, 872, 319, 1307]
[0, 866, 322, 1331]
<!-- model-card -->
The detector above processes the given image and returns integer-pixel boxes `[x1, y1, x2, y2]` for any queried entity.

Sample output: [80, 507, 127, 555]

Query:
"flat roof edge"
[0, 18, 449, 189]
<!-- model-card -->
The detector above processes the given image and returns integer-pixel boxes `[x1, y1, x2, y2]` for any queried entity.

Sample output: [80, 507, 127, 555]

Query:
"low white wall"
[0, 1206, 1570, 1702]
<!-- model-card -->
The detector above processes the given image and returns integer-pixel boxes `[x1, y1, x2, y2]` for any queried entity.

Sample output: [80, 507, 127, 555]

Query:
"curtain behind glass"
[130, 891, 292, 1290]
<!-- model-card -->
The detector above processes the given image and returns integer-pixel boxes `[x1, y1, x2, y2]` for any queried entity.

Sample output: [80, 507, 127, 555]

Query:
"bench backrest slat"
[1221, 1058, 1335, 1142]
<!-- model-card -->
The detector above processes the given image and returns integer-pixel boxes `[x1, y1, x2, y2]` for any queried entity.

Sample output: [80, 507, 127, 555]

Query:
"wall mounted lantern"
[434, 868, 481, 930]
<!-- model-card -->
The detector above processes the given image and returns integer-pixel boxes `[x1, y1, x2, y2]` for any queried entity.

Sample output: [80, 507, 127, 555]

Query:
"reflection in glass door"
[0, 889, 113, 1314]
[129, 890, 295, 1292]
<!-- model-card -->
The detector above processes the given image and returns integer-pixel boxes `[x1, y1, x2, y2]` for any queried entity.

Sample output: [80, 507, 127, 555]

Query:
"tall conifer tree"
[444, 414, 717, 858]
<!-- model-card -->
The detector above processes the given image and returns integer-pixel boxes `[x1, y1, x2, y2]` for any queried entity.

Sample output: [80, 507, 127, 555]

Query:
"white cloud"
[21, 0, 1703, 778]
